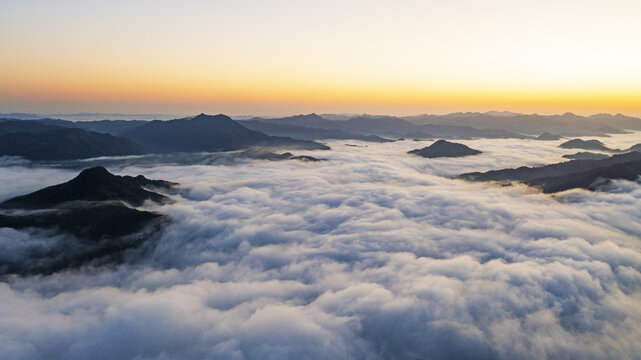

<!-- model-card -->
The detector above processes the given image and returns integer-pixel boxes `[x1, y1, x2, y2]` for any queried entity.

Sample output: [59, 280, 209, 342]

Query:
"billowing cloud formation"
[1, 135, 641, 359]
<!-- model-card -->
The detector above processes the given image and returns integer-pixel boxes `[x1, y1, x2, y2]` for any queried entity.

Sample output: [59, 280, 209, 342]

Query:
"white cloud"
[1, 136, 641, 359]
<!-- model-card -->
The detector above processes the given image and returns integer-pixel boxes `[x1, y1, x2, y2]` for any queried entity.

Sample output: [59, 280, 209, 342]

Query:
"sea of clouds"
[1, 134, 641, 359]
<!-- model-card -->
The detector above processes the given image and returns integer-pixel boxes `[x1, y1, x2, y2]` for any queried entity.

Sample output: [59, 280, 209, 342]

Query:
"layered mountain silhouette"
[4, 112, 640, 162]
[0, 125, 144, 161]
[403, 112, 641, 136]
[247, 114, 526, 139]
[241, 120, 393, 143]
[0, 167, 176, 275]
[562, 152, 610, 160]
[5, 111, 641, 138]
[559, 139, 617, 152]
[409, 140, 482, 158]
[458, 152, 641, 193]
[123, 113, 329, 152]
[0, 120, 64, 134]
[0, 114, 329, 160]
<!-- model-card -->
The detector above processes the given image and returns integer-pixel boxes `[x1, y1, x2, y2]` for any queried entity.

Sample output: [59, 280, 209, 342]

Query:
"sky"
[1, 0, 640, 117]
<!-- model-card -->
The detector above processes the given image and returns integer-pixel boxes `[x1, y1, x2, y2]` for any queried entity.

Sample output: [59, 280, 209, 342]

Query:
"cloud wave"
[1, 136, 641, 359]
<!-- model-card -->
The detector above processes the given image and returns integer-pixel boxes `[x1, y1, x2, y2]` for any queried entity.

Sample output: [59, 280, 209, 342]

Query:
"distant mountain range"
[4, 111, 641, 137]
[0, 120, 144, 161]
[403, 112, 641, 136]
[2, 111, 641, 161]
[458, 152, 641, 193]
[240, 111, 641, 137]
[123, 114, 328, 153]
[241, 119, 393, 142]
[0, 166, 176, 275]
[244, 113, 526, 139]
[0, 114, 328, 160]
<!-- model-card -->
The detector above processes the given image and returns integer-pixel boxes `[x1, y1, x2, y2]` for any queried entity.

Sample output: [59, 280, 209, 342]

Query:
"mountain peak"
[408, 140, 482, 158]
[77, 166, 111, 178]
[2, 167, 175, 209]
[192, 113, 230, 121]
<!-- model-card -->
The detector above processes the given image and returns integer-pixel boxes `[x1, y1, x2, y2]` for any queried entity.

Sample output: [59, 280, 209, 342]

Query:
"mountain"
[626, 143, 641, 152]
[254, 113, 338, 129]
[526, 161, 641, 193]
[0, 167, 176, 275]
[458, 152, 641, 193]
[562, 152, 610, 160]
[123, 113, 329, 152]
[0, 117, 150, 135]
[0, 127, 144, 161]
[340, 116, 419, 135]
[2, 166, 175, 209]
[0, 120, 64, 134]
[418, 123, 525, 139]
[251, 114, 524, 139]
[337, 116, 525, 139]
[559, 139, 616, 152]
[240, 120, 393, 142]
[404, 112, 641, 136]
[536, 132, 562, 141]
[71, 119, 149, 135]
[408, 140, 482, 158]
[0, 203, 161, 243]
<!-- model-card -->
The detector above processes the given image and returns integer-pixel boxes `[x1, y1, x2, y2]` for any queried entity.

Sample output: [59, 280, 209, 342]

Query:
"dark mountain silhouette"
[527, 161, 641, 193]
[0, 118, 149, 135]
[2, 166, 176, 209]
[0, 167, 176, 275]
[0, 201, 164, 276]
[458, 152, 641, 193]
[408, 140, 482, 158]
[536, 132, 562, 141]
[241, 120, 392, 142]
[559, 139, 616, 152]
[0, 128, 144, 161]
[124, 113, 329, 152]
[562, 152, 610, 160]
[0, 120, 64, 134]
[0, 203, 161, 243]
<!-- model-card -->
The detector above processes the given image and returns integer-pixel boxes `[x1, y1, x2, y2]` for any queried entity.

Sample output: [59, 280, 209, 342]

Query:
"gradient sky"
[1, 0, 640, 116]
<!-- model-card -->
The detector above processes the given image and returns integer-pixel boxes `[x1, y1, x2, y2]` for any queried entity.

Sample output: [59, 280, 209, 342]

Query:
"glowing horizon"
[2, 0, 640, 117]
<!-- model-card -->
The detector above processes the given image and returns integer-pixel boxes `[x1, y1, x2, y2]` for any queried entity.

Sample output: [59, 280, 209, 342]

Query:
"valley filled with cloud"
[1, 135, 641, 359]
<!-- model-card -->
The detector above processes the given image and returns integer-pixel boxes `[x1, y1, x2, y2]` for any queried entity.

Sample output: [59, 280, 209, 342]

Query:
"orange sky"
[1, 0, 640, 117]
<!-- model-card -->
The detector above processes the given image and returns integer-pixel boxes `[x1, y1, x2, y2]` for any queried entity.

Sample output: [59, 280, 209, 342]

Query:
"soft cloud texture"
[1, 135, 641, 359]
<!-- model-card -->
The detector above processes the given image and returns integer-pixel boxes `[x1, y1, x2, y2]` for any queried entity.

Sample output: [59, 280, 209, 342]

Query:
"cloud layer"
[1, 136, 641, 359]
